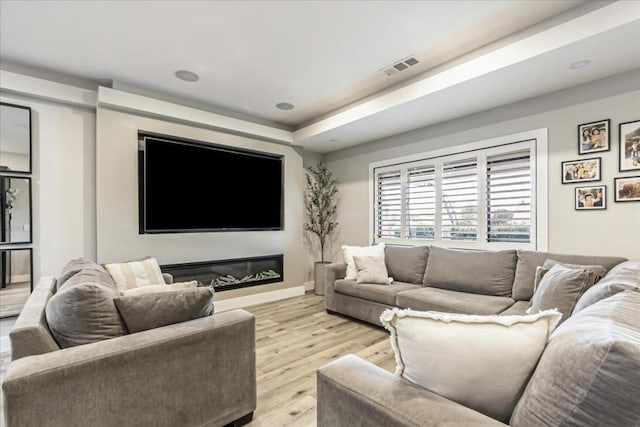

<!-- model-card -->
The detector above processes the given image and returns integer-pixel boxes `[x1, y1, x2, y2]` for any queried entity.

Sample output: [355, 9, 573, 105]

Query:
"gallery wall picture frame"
[561, 157, 601, 184]
[575, 185, 606, 210]
[618, 119, 640, 172]
[0, 102, 32, 175]
[578, 119, 610, 155]
[614, 176, 640, 202]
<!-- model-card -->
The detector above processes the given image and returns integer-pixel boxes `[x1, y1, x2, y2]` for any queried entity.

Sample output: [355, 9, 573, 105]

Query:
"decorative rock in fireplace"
[160, 254, 284, 292]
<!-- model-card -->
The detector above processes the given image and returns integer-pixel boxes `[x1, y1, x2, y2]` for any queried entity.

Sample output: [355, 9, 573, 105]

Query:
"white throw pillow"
[380, 308, 562, 423]
[104, 257, 166, 291]
[119, 281, 198, 296]
[342, 243, 385, 280]
[353, 255, 391, 285]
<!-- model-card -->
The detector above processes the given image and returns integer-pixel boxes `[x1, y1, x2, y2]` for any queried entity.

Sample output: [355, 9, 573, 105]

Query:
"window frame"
[369, 128, 548, 251]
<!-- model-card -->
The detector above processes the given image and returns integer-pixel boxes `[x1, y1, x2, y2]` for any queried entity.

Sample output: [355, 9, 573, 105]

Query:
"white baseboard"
[304, 281, 315, 291]
[0, 336, 10, 354]
[214, 285, 305, 312]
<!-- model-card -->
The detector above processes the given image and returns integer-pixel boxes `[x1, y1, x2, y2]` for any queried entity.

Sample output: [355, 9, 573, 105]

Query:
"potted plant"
[304, 162, 339, 295]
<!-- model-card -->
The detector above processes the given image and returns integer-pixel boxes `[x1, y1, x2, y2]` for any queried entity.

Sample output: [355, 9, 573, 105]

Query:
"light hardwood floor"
[0, 282, 30, 318]
[0, 292, 395, 427]
[244, 292, 395, 427]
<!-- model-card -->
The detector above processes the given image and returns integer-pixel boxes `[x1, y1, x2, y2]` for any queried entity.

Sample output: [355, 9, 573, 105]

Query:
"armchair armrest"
[317, 355, 506, 427]
[3, 310, 256, 427]
[324, 263, 347, 311]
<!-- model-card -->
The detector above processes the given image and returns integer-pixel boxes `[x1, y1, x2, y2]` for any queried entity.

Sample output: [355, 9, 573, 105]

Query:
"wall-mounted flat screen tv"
[138, 132, 284, 233]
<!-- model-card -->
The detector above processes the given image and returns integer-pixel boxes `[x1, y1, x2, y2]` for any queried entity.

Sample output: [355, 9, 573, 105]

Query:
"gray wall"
[325, 80, 640, 260]
[96, 108, 306, 299]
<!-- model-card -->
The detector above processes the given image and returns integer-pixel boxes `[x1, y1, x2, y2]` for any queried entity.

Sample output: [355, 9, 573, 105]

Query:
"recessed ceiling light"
[175, 70, 199, 82]
[276, 102, 294, 110]
[569, 60, 591, 70]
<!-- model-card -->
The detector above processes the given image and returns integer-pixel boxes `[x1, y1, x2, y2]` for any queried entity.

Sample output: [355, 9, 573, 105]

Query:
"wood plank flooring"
[0, 292, 396, 427]
[0, 282, 30, 318]
[244, 292, 395, 427]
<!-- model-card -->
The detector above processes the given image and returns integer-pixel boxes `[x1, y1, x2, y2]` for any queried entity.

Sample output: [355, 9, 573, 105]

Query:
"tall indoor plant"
[304, 162, 338, 295]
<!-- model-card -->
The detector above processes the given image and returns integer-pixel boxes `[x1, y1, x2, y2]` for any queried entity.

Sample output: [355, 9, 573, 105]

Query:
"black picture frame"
[618, 119, 640, 172]
[614, 176, 640, 202]
[578, 119, 610, 155]
[0, 102, 32, 175]
[561, 157, 601, 184]
[575, 185, 606, 210]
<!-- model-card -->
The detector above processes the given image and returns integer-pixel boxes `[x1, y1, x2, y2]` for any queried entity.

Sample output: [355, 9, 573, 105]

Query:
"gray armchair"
[3, 277, 257, 427]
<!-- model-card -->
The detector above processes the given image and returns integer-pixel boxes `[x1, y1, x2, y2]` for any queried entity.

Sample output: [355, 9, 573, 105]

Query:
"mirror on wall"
[0, 248, 32, 318]
[0, 102, 32, 174]
[0, 176, 32, 244]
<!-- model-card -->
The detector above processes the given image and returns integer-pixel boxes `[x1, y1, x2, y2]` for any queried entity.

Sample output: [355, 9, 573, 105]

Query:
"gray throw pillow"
[46, 269, 127, 348]
[114, 287, 214, 333]
[529, 263, 601, 324]
[573, 260, 640, 314]
[353, 255, 391, 285]
[56, 258, 110, 291]
[511, 291, 640, 427]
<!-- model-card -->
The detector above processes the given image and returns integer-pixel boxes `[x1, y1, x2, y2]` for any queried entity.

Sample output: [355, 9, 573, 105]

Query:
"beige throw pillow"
[353, 255, 390, 285]
[380, 308, 561, 423]
[529, 263, 603, 323]
[119, 281, 198, 296]
[104, 257, 166, 291]
[341, 243, 385, 280]
[114, 287, 214, 333]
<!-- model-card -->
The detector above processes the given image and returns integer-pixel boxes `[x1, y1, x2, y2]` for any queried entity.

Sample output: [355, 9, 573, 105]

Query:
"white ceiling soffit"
[294, 1, 640, 152]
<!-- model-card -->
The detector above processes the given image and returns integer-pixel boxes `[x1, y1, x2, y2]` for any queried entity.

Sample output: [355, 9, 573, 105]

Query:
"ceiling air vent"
[382, 56, 420, 76]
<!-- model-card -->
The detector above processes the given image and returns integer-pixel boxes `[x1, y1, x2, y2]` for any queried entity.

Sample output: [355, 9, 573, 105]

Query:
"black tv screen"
[139, 133, 283, 233]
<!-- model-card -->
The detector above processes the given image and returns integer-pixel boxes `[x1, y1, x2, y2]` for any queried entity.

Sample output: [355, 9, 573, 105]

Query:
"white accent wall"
[96, 108, 306, 300]
[325, 89, 640, 260]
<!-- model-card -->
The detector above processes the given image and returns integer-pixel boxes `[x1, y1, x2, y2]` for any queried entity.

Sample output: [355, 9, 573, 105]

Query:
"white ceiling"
[1, 1, 639, 153]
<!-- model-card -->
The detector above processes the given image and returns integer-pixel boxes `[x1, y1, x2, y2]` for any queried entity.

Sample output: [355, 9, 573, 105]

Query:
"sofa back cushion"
[9, 277, 60, 361]
[512, 251, 626, 301]
[45, 268, 127, 348]
[384, 245, 429, 284]
[510, 291, 640, 427]
[423, 247, 516, 297]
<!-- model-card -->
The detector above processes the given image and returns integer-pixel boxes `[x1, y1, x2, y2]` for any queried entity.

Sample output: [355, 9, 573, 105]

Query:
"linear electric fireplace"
[160, 254, 284, 292]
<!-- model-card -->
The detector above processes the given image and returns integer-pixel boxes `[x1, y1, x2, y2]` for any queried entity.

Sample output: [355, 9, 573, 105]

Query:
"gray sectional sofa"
[319, 246, 640, 426]
[324, 245, 627, 325]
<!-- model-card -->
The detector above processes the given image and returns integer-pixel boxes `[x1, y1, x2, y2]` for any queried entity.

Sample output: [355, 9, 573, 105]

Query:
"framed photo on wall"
[618, 119, 640, 172]
[578, 119, 610, 154]
[614, 176, 640, 202]
[575, 185, 606, 210]
[561, 157, 601, 184]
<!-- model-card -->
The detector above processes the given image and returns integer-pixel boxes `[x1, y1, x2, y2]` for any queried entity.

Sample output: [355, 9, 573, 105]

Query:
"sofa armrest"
[324, 263, 347, 311]
[162, 272, 174, 284]
[317, 355, 506, 427]
[3, 309, 256, 427]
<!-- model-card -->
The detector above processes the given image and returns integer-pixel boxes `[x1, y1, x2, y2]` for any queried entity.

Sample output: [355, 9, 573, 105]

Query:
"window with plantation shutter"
[371, 134, 543, 250]
[486, 149, 531, 243]
[441, 158, 479, 241]
[376, 170, 402, 239]
[405, 165, 436, 239]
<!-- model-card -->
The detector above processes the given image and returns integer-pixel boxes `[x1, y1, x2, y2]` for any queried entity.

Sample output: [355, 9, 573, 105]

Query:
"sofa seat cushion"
[334, 280, 421, 305]
[423, 246, 517, 297]
[396, 287, 515, 315]
[511, 291, 640, 427]
[499, 301, 530, 316]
